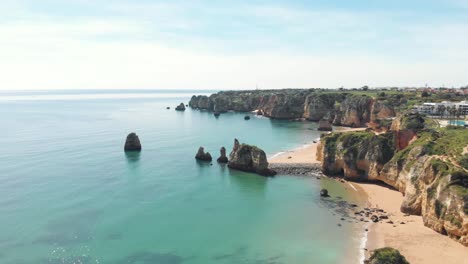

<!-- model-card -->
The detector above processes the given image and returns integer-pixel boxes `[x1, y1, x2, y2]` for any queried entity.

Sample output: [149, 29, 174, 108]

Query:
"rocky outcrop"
[365, 248, 409, 264]
[318, 118, 468, 246]
[189, 90, 397, 124]
[217, 147, 228, 163]
[175, 103, 186, 111]
[318, 119, 333, 131]
[124, 133, 142, 152]
[195, 147, 212, 161]
[228, 139, 276, 176]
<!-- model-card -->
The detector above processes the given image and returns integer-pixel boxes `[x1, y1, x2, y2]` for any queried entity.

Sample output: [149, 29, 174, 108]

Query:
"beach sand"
[269, 141, 321, 164]
[269, 126, 365, 164]
[351, 182, 468, 264]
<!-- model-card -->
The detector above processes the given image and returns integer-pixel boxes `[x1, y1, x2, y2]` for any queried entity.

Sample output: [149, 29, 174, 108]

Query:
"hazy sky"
[1, 0, 467, 90]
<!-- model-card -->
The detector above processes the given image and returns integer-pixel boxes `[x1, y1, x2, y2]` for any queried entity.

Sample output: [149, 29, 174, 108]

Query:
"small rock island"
[195, 147, 212, 161]
[217, 147, 228, 163]
[175, 103, 186, 111]
[124, 133, 142, 152]
[228, 139, 276, 176]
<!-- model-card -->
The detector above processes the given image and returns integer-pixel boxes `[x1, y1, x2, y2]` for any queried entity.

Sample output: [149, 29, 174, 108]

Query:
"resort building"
[413, 101, 468, 116]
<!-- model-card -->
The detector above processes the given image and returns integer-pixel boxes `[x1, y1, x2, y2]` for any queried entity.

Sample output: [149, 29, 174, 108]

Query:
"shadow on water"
[228, 170, 267, 197]
[125, 151, 141, 163]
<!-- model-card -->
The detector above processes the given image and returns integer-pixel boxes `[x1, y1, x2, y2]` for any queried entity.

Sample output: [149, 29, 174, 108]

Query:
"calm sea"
[0, 90, 365, 264]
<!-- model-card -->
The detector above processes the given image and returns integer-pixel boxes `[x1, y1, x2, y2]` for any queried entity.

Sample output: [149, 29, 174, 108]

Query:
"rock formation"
[244, 116, 250, 120]
[365, 248, 409, 264]
[228, 139, 276, 176]
[318, 119, 333, 131]
[195, 147, 212, 161]
[318, 116, 468, 246]
[189, 90, 398, 124]
[124, 133, 142, 152]
[217, 147, 228, 163]
[320, 189, 329, 197]
[175, 103, 186, 111]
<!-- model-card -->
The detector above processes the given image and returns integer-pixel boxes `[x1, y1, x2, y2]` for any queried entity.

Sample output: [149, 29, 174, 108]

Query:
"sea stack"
[175, 103, 186, 111]
[227, 139, 276, 176]
[217, 147, 228, 163]
[195, 147, 212, 161]
[124, 133, 142, 152]
[318, 119, 333, 131]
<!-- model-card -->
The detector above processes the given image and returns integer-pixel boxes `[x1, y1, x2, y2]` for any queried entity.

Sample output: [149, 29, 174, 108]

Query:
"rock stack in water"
[217, 147, 228, 163]
[227, 139, 276, 176]
[195, 147, 212, 161]
[175, 103, 186, 111]
[124, 133, 142, 152]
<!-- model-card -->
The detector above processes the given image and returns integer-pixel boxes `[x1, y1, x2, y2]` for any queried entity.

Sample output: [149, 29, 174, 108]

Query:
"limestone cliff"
[319, 115, 468, 246]
[189, 90, 397, 124]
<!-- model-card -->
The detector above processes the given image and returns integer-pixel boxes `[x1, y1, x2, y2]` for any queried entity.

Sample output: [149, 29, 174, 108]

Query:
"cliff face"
[319, 115, 468, 246]
[189, 90, 396, 124]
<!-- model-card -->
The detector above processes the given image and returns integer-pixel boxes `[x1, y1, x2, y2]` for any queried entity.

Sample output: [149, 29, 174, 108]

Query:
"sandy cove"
[269, 127, 468, 264]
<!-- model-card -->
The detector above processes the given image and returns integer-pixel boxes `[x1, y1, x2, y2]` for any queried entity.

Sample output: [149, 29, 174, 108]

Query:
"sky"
[1, 0, 467, 90]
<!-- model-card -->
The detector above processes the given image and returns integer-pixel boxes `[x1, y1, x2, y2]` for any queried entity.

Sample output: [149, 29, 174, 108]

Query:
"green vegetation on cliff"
[364, 247, 410, 264]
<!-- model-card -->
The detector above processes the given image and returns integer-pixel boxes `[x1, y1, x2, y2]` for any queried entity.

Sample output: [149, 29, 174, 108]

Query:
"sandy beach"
[269, 126, 367, 164]
[269, 141, 321, 164]
[269, 126, 468, 264]
[351, 182, 468, 264]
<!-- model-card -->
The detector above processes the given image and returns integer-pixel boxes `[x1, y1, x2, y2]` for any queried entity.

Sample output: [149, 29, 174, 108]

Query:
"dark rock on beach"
[175, 103, 186, 111]
[195, 147, 212, 161]
[320, 189, 329, 197]
[124, 133, 142, 152]
[268, 163, 321, 176]
[217, 147, 228, 163]
[227, 139, 276, 176]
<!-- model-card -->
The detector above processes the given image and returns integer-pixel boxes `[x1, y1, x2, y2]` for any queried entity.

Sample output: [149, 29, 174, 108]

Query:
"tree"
[421, 91, 430, 97]
[362, 85, 369, 91]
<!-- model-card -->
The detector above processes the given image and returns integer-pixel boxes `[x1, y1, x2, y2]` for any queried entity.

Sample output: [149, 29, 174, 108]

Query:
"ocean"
[0, 90, 365, 264]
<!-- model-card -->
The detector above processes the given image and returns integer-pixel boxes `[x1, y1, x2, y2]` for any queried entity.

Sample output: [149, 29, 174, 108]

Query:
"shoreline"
[351, 182, 468, 264]
[268, 126, 468, 264]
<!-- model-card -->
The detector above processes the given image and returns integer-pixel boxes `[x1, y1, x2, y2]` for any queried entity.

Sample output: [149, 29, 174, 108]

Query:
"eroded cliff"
[319, 114, 468, 246]
[189, 90, 397, 125]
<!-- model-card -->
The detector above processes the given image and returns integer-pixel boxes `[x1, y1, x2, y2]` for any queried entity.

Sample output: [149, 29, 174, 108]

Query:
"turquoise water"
[448, 120, 467, 126]
[0, 90, 364, 264]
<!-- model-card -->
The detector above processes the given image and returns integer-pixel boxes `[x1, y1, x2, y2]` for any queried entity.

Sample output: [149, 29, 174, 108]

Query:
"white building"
[413, 101, 468, 116]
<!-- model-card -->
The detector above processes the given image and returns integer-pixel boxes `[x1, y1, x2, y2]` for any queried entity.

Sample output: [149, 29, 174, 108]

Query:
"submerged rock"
[195, 147, 212, 161]
[244, 116, 251, 120]
[124, 133, 142, 152]
[175, 103, 186, 111]
[166, 107, 170, 109]
[320, 189, 329, 197]
[214, 112, 221, 117]
[228, 139, 276, 176]
[217, 147, 228, 163]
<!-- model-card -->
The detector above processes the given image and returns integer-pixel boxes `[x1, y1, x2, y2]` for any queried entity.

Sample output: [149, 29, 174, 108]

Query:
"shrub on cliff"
[365, 247, 409, 264]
